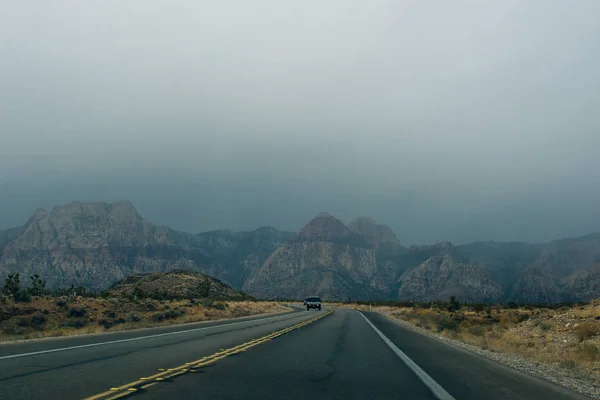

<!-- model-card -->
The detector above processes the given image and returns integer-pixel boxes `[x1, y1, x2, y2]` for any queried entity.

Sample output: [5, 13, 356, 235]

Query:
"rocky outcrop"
[397, 244, 503, 302]
[195, 226, 295, 288]
[244, 241, 379, 300]
[348, 217, 400, 247]
[563, 264, 600, 301]
[245, 214, 407, 300]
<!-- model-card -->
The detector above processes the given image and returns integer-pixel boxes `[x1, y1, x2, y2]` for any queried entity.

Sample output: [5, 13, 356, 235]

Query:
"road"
[0, 307, 590, 400]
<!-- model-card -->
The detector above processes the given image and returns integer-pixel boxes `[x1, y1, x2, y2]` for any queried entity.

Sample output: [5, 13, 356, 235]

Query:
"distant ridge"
[1, 201, 600, 302]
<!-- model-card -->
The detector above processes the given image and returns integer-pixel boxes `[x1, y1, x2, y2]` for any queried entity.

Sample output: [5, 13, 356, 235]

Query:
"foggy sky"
[1, 1, 600, 245]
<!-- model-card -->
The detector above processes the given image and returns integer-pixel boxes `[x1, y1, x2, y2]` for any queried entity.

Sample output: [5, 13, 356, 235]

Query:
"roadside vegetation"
[0, 273, 287, 341]
[336, 297, 600, 376]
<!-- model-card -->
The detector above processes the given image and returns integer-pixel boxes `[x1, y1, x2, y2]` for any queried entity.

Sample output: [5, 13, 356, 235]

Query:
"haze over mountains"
[1, 201, 599, 303]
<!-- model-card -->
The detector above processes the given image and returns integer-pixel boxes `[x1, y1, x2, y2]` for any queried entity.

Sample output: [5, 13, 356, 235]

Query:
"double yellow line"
[84, 310, 333, 400]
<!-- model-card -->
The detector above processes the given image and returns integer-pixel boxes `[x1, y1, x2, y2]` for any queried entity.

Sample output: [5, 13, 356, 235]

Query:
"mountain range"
[1, 200, 599, 303]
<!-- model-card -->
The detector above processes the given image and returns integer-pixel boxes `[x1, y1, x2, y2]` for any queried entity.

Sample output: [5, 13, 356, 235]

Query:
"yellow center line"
[84, 311, 332, 400]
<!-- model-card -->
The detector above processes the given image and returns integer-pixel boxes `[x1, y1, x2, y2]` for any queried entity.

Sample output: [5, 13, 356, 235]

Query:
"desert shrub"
[15, 290, 31, 303]
[68, 307, 87, 318]
[517, 313, 530, 323]
[98, 319, 113, 329]
[212, 302, 227, 311]
[62, 319, 87, 328]
[417, 316, 436, 329]
[30, 314, 47, 328]
[3, 326, 25, 335]
[105, 311, 116, 319]
[472, 303, 487, 313]
[559, 359, 577, 370]
[539, 322, 551, 331]
[499, 313, 519, 328]
[128, 314, 141, 323]
[203, 299, 214, 308]
[138, 301, 158, 311]
[576, 343, 599, 362]
[151, 313, 166, 322]
[447, 296, 461, 312]
[56, 298, 68, 308]
[231, 308, 251, 318]
[437, 317, 459, 332]
[574, 322, 600, 342]
[468, 325, 486, 337]
[165, 308, 186, 319]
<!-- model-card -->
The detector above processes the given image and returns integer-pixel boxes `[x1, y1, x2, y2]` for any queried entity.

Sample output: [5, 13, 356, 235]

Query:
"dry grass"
[574, 322, 600, 342]
[0, 297, 288, 342]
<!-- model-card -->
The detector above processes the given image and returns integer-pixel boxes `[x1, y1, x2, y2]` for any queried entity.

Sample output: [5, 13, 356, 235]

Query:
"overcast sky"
[1, 1, 600, 245]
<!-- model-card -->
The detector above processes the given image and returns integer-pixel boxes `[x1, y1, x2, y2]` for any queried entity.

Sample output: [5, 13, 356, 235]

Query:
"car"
[305, 296, 321, 311]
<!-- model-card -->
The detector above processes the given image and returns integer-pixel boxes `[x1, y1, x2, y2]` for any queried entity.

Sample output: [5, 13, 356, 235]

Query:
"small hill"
[298, 212, 352, 241]
[107, 269, 246, 300]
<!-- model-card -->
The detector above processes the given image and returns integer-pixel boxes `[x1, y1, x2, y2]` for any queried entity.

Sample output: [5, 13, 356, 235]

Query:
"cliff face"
[0, 201, 293, 291]
[244, 241, 378, 300]
[397, 248, 503, 302]
[244, 213, 388, 300]
[194, 226, 296, 288]
[0, 201, 211, 290]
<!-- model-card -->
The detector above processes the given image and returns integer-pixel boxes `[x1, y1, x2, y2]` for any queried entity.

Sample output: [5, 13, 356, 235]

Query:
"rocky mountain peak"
[298, 212, 352, 242]
[7, 200, 154, 251]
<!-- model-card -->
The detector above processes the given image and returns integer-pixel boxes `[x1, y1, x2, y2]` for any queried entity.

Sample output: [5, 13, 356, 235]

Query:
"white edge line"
[358, 311, 456, 400]
[0, 312, 300, 361]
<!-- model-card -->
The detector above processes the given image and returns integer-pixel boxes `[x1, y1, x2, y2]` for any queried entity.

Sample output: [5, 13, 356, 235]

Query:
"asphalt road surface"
[0, 307, 591, 400]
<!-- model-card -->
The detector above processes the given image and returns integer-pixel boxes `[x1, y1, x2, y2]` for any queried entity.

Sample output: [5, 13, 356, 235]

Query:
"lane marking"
[0, 311, 302, 361]
[84, 310, 333, 400]
[358, 311, 456, 400]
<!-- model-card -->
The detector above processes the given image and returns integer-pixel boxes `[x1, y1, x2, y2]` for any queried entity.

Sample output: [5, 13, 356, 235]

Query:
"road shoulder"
[372, 310, 598, 399]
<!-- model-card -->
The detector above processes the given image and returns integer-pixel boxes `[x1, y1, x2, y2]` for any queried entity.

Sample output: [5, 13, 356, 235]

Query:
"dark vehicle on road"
[305, 296, 321, 311]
